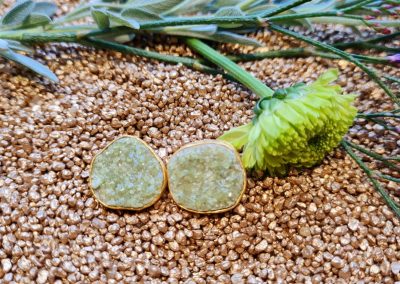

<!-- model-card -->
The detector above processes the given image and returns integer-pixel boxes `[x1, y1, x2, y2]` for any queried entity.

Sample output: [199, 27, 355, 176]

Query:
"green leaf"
[0, 49, 58, 82]
[121, 8, 162, 23]
[0, 39, 9, 51]
[97, 33, 136, 43]
[126, 0, 182, 14]
[161, 26, 262, 46]
[2, 0, 35, 25]
[215, 7, 245, 28]
[271, 9, 314, 29]
[244, 4, 275, 15]
[91, 8, 110, 29]
[161, 25, 218, 38]
[107, 11, 140, 29]
[211, 31, 263, 46]
[23, 12, 52, 26]
[209, 0, 243, 9]
[33, 1, 57, 17]
[6, 40, 33, 53]
[163, 0, 210, 15]
[295, 0, 337, 13]
[215, 6, 244, 16]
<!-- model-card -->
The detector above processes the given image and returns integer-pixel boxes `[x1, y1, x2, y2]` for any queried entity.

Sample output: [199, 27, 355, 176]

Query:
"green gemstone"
[90, 136, 166, 210]
[167, 141, 246, 213]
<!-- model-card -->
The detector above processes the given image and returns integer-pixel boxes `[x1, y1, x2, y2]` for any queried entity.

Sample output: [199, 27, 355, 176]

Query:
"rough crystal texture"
[168, 141, 245, 213]
[90, 136, 165, 209]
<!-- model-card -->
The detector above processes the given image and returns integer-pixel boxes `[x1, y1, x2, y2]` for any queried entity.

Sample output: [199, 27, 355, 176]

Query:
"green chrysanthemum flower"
[219, 69, 357, 175]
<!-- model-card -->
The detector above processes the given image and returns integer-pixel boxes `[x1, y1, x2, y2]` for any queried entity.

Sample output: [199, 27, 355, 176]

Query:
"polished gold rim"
[167, 139, 247, 214]
[89, 135, 167, 211]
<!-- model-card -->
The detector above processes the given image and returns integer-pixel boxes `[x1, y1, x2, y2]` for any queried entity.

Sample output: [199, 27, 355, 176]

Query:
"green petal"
[312, 68, 339, 86]
[218, 123, 252, 149]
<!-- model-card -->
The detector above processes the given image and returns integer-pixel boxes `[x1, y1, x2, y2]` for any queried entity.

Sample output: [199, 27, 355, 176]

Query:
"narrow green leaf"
[270, 9, 314, 29]
[0, 39, 9, 50]
[160, 26, 262, 46]
[32, 1, 57, 17]
[33, 1, 57, 17]
[127, 0, 182, 14]
[211, 31, 263, 46]
[209, 0, 243, 9]
[163, 0, 210, 16]
[295, 0, 337, 13]
[6, 40, 33, 53]
[214, 7, 245, 28]
[23, 12, 52, 26]
[97, 33, 136, 44]
[0, 49, 58, 82]
[91, 8, 110, 29]
[107, 11, 140, 29]
[161, 25, 218, 38]
[244, 4, 275, 15]
[215, 6, 244, 16]
[2, 0, 35, 25]
[121, 8, 162, 23]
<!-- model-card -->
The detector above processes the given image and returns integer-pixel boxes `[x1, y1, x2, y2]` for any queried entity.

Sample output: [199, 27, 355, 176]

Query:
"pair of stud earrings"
[89, 136, 246, 214]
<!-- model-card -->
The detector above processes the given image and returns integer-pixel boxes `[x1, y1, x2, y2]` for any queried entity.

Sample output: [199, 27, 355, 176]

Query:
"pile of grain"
[0, 0, 399, 283]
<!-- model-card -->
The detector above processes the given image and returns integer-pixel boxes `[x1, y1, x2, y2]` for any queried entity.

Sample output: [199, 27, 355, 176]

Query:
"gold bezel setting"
[89, 135, 167, 211]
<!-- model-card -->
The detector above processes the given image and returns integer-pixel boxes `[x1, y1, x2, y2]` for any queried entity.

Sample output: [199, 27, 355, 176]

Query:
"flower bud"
[219, 69, 357, 175]
[387, 54, 400, 64]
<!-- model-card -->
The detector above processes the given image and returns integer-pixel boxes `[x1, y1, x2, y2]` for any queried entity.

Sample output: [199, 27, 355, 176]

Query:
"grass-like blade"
[0, 39, 8, 50]
[5, 40, 33, 53]
[121, 8, 163, 23]
[2, 0, 35, 25]
[23, 13, 52, 27]
[107, 11, 140, 29]
[0, 49, 58, 82]
[91, 8, 110, 29]
[128, 0, 182, 15]
[33, 1, 58, 17]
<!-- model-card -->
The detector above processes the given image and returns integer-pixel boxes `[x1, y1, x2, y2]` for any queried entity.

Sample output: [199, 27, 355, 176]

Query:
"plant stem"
[227, 48, 333, 61]
[384, 75, 400, 84]
[186, 38, 274, 98]
[269, 11, 400, 27]
[82, 38, 233, 80]
[311, 17, 400, 27]
[228, 48, 389, 65]
[342, 43, 400, 53]
[341, 0, 376, 12]
[364, 31, 400, 44]
[369, 117, 399, 132]
[0, 15, 266, 41]
[140, 16, 266, 29]
[261, 0, 312, 17]
[357, 112, 400, 119]
[345, 140, 400, 169]
[333, 31, 400, 48]
[378, 173, 400, 183]
[352, 54, 390, 65]
[269, 24, 399, 106]
[269, 11, 359, 22]
[341, 140, 400, 218]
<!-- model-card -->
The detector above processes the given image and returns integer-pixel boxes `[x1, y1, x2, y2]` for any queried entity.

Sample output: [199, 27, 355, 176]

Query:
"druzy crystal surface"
[90, 136, 165, 209]
[168, 142, 245, 213]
